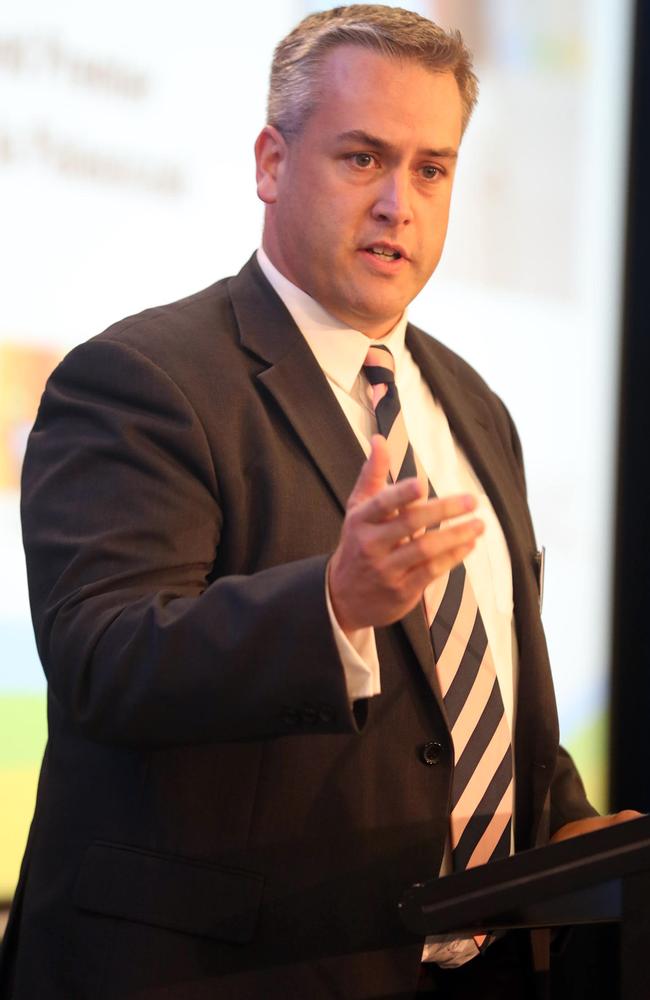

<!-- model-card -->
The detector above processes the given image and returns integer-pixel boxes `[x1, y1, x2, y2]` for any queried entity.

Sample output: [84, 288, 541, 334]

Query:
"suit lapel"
[228, 258, 438, 683]
[228, 255, 366, 513]
[227, 260, 549, 754]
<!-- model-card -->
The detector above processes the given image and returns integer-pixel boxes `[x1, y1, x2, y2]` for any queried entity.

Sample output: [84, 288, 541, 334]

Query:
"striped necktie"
[363, 344, 513, 873]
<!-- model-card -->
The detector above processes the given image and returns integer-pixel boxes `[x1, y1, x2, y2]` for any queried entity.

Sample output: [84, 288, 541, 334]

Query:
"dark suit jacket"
[0, 256, 596, 999]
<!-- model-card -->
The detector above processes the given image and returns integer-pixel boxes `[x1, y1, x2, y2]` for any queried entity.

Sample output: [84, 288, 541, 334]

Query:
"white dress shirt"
[256, 247, 519, 967]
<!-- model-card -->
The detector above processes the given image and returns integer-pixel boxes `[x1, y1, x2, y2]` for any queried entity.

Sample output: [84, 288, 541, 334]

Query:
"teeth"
[370, 247, 399, 259]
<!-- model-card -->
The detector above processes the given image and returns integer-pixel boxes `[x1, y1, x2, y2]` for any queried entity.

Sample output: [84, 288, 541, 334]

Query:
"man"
[0, 6, 637, 999]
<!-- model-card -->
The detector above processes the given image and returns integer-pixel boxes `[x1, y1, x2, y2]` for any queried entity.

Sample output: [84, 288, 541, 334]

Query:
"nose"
[371, 169, 414, 226]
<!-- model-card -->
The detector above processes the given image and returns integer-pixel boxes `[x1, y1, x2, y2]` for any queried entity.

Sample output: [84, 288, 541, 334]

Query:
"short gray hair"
[267, 5, 479, 139]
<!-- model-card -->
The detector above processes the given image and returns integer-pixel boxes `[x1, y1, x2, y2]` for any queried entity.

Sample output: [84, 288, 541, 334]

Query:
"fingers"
[329, 508, 482, 632]
[551, 812, 645, 843]
[612, 810, 645, 824]
[388, 516, 484, 575]
[398, 537, 479, 595]
[347, 469, 481, 568]
[332, 446, 486, 632]
[347, 439, 477, 535]
[346, 435, 392, 509]
[364, 492, 477, 536]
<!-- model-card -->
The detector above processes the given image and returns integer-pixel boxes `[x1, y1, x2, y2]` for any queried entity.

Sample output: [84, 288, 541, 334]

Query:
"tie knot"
[363, 344, 395, 385]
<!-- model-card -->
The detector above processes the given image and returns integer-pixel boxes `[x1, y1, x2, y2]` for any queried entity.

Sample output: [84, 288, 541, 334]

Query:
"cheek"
[423, 207, 451, 256]
[309, 210, 349, 263]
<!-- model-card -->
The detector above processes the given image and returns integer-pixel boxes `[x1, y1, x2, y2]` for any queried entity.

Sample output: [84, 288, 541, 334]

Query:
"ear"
[255, 125, 288, 205]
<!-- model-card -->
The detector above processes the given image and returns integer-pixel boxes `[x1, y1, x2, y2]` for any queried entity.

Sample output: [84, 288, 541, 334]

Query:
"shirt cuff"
[325, 568, 381, 702]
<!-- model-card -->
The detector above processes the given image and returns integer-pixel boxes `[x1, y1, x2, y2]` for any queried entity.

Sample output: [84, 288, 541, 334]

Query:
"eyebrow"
[334, 129, 458, 160]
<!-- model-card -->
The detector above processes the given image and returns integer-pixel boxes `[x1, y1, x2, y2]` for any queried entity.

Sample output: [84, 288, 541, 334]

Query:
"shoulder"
[60, 253, 288, 393]
[40, 256, 287, 452]
[92, 275, 236, 367]
[48, 258, 267, 412]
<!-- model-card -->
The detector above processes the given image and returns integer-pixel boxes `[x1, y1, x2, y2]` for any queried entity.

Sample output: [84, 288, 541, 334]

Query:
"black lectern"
[399, 815, 650, 998]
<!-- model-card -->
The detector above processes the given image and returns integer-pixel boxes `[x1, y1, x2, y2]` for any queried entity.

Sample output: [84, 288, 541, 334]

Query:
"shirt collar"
[257, 247, 408, 393]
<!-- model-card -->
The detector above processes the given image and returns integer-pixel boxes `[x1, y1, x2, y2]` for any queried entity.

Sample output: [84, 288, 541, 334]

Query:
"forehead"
[305, 45, 463, 149]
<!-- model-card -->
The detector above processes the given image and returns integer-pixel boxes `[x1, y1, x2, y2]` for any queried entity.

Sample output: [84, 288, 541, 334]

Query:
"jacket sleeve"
[549, 747, 599, 832]
[21, 337, 357, 748]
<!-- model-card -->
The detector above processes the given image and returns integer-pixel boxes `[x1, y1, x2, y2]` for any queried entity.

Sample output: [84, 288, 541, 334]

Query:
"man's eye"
[351, 153, 375, 168]
[420, 165, 441, 180]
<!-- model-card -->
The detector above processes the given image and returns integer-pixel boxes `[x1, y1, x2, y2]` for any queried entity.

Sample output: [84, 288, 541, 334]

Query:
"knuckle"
[344, 500, 360, 522]
[358, 535, 375, 559]
[344, 503, 358, 525]
[427, 557, 441, 577]
[345, 494, 359, 513]
[402, 508, 423, 534]
[410, 536, 428, 560]
[374, 490, 396, 516]
[417, 531, 438, 556]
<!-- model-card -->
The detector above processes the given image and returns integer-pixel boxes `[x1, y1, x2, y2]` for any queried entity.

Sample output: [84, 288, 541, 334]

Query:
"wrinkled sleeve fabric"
[549, 747, 599, 833]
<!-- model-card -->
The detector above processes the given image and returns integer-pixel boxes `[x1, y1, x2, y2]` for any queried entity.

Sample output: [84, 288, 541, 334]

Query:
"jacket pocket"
[74, 841, 264, 943]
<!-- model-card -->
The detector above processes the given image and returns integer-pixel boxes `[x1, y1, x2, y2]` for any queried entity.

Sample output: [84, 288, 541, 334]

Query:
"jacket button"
[420, 741, 442, 766]
[302, 704, 320, 726]
[281, 708, 300, 727]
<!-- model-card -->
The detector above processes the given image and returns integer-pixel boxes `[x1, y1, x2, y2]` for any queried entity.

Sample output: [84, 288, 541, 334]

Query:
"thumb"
[347, 434, 390, 510]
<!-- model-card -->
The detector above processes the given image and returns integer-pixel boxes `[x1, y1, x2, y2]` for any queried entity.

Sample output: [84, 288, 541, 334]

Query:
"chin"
[359, 302, 407, 327]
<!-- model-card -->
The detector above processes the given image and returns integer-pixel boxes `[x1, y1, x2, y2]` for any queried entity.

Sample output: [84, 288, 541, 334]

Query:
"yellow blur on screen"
[0, 696, 46, 900]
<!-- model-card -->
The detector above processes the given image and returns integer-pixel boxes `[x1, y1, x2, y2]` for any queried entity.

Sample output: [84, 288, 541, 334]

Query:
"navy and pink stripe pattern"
[362, 344, 513, 878]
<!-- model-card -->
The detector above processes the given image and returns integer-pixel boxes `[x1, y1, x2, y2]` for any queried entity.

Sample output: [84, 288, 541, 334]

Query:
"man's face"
[257, 45, 464, 338]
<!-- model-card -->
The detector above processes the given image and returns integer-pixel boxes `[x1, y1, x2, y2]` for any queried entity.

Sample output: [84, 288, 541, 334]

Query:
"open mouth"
[363, 243, 406, 262]
[368, 246, 401, 260]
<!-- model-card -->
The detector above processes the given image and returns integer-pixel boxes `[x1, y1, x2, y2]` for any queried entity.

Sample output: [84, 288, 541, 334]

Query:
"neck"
[259, 243, 404, 340]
